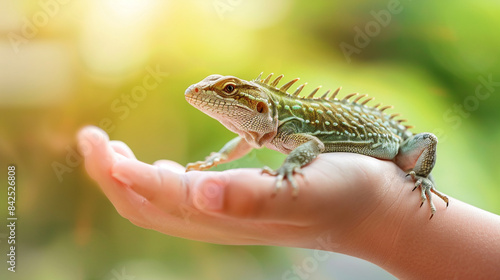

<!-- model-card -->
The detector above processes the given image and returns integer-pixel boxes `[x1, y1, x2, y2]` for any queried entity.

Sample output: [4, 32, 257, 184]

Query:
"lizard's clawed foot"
[406, 171, 449, 219]
[186, 152, 225, 172]
[262, 163, 304, 196]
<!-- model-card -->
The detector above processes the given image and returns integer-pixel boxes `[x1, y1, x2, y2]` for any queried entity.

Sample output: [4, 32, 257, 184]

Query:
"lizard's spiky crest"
[279, 78, 299, 93]
[379, 105, 393, 112]
[255, 72, 263, 81]
[257, 73, 384, 106]
[307, 86, 322, 99]
[270, 75, 284, 87]
[354, 94, 368, 103]
[258, 73, 377, 104]
[263, 73, 274, 84]
[343, 92, 359, 101]
[320, 89, 331, 99]
[330, 87, 341, 100]
[361, 97, 374, 105]
[254, 73, 411, 130]
[390, 113, 401, 119]
[292, 83, 306, 96]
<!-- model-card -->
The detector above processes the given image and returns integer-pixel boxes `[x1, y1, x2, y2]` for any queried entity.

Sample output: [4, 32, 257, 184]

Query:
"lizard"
[184, 73, 449, 218]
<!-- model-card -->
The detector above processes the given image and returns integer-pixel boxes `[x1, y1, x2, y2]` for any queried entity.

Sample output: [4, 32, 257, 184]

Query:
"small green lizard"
[185, 73, 449, 218]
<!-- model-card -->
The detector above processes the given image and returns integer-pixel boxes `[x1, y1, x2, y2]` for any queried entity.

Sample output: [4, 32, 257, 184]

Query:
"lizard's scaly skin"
[185, 73, 449, 218]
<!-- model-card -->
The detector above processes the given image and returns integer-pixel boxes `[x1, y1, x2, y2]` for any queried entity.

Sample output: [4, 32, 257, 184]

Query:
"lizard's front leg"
[395, 133, 449, 218]
[186, 136, 253, 171]
[263, 132, 325, 196]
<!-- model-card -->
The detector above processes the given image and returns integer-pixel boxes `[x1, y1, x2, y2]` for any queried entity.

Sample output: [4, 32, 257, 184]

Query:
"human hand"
[79, 126, 500, 280]
[77, 125, 420, 252]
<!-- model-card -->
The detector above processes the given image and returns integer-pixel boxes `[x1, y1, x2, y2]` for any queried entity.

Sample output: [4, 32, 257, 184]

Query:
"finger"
[77, 126, 114, 180]
[189, 167, 329, 226]
[110, 140, 137, 159]
[153, 159, 185, 174]
[111, 158, 188, 211]
[110, 159, 275, 243]
[77, 126, 161, 227]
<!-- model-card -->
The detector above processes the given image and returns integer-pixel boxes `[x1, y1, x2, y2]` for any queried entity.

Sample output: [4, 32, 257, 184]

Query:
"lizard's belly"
[323, 140, 399, 160]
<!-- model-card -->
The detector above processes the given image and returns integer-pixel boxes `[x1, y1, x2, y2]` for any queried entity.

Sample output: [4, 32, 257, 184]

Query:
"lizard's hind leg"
[395, 133, 449, 219]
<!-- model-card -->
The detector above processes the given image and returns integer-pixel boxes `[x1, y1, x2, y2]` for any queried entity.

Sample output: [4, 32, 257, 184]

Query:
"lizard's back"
[256, 75, 413, 160]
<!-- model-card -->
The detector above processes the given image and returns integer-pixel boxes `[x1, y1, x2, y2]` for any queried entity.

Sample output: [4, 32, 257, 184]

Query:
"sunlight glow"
[102, 0, 160, 23]
[79, 0, 163, 76]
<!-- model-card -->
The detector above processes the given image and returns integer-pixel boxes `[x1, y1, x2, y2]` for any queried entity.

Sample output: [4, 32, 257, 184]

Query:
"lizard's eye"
[223, 83, 236, 94]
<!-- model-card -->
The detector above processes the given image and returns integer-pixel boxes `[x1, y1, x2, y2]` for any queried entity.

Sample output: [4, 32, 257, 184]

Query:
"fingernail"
[112, 172, 132, 186]
[194, 182, 225, 211]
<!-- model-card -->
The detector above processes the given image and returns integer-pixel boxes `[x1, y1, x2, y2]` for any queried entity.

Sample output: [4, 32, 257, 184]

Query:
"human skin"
[78, 126, 500, 279]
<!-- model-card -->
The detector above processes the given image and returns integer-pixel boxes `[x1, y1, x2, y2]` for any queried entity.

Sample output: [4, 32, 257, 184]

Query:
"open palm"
[78, 125, 421, 251]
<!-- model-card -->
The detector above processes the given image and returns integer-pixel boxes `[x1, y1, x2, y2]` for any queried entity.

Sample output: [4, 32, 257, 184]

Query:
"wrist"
[337, 170, 500, 279]
[332, 166, 436, 275]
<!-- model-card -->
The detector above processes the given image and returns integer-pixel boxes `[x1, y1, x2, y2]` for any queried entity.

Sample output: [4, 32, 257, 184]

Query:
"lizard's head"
[185, 74, 277, 146]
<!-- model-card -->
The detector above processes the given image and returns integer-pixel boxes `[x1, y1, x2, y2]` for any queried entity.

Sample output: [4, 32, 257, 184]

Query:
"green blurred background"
[1, 0, 499, 279]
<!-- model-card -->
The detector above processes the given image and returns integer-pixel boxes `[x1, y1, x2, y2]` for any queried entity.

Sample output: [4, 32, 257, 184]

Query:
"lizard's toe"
[185, 161, 206, 171]
[262, 163, 303, 196]
[186, 153, 225, 172]
[406, 172, 447, 219]
[261, 166, 277, 176]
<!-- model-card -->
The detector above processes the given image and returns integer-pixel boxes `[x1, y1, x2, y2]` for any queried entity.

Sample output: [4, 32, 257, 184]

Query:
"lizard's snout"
[185, 84, 200, 98]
